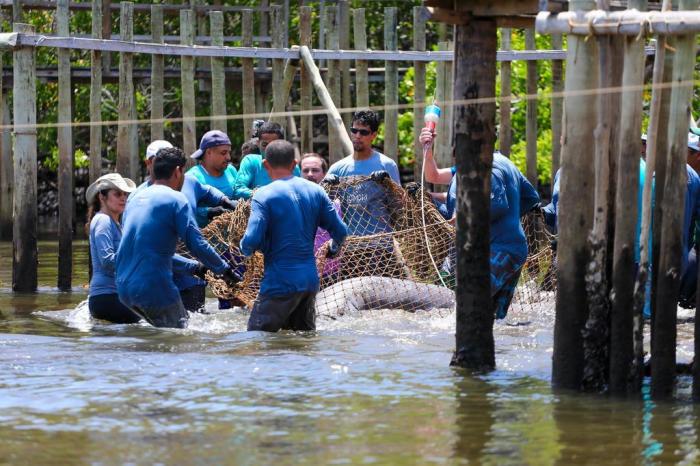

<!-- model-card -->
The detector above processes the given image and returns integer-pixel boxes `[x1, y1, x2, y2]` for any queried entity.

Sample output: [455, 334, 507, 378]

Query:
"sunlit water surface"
[1, 241, 699, 464]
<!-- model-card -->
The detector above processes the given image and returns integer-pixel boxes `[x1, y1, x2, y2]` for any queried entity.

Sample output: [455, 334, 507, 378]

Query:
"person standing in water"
[241, 140, 348, 332]
[86, 173, 140, 324]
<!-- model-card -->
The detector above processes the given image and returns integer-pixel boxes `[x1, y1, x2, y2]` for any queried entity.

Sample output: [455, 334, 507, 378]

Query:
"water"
[1, 241, 699, 464]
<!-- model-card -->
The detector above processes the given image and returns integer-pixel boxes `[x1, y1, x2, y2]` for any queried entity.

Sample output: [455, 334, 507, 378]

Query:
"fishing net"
[185, 176, 557, 314]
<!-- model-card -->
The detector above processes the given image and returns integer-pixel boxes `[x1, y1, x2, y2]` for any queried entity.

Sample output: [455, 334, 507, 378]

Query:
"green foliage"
[510, 129, 553, 185]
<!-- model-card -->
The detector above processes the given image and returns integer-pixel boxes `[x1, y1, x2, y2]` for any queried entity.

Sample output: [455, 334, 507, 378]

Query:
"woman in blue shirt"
[86, 173, 140, 323]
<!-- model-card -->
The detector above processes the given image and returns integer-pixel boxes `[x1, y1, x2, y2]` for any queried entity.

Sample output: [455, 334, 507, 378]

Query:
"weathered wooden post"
[384, 7, 399, 164]
[413, 6, 427, 182]
[653, 0, 698, 399]
[0, 19, 11, 240]
[300, 6, 313, 154]
[241, 9, 255, 138]
[210, 11, 227, 134]
[12, 23, 37, 292]
[550, 33, 564, 182]
[499, 28, 512, 158]
[326, 6, 342, 163]
[150, 4, 165, 142]
[270, 5, 285, 122]
[610, 0, 647, 396]
[89, 0, 102, 183]
[116, 2, 135, 179]
[552, 0, 598, 390]
[338, 0, 352, 129]
[525, 29, 538, 186]
[353, 8, 369, 110]
[181, 9, 196, 161]
[57, 0, 73, 291]
[434, 40, 451, 181]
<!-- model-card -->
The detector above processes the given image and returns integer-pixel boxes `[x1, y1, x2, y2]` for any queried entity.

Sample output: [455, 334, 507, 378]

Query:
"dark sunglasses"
[350, 127, 372, 136]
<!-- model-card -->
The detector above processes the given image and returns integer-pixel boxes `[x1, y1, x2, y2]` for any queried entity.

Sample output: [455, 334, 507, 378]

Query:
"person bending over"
[240, 140, 348, 332]
[86, 173, 140, 324]
[234, 121, 301, 200]
[116, 147, 240, 328]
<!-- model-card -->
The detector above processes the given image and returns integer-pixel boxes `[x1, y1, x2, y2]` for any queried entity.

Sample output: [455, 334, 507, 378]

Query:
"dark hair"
[152, 146, 186, 180]
[352, 109, 380, 133]
[84, 189, 109, 236]
[241, 139, 260, 157]
[257, 121, 284, 140]
[264, 140, 295, 168]
[301, 152, 328, 173]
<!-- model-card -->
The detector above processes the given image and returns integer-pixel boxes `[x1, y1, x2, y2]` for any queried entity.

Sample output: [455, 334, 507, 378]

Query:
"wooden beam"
[89, 0, 103, 183]
[116, 2, 134, 179]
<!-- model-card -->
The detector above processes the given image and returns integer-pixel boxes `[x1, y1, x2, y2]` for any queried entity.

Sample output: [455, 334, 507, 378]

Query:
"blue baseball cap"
[191, 130, 232, 159]
[689, 132, 700, 152]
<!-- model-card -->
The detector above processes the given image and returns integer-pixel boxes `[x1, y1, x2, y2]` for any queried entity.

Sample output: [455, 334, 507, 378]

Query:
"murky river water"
[1, 240, 699, 464]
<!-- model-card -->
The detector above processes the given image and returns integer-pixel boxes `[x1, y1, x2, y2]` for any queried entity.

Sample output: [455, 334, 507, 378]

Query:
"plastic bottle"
[424, 104, 441, 132]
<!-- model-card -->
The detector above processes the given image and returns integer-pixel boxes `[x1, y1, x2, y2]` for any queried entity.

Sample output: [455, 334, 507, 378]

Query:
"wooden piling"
[434, 41, 453, 183]
[57, 0, 73, 290]
[384, 7, 398, 164]
[610, 0, 647, 397]
[450, 18, 497, 372]
[12, 23, 37, 292]
[550, 33, 564, 184]
[0, 94, 10, 241]
[525, 29, 538, 186]
[499, 28, 512, 158]
[300, 6, 313, 154]
[116, 2, 135, 179]
[210, 11, 227, 134]
[241, 9, 255, 138]
[326, 6, 342, 163]
[353, 8, 369, 109]
[181, 9, 196, 161]
[552, 0, 598, 391]
[270, 54, 299, 126]
[338, 0, 351, 129]
[150, 4, 165, 142]
[413, 6, 427, 183]
[12, 0, 21, 23]
[89, 0, 103, 183]
[271, 5, 285, 125]
[101, 0, 112, 72]
[652, 0, 698, 400]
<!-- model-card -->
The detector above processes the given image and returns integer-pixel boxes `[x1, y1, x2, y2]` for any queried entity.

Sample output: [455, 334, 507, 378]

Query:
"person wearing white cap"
[116, 147, 242, 328]
[85, 173, 141, 324]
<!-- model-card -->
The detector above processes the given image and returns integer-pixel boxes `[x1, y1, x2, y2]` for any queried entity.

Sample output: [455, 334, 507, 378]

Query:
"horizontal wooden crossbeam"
[537, 10, 700, 35]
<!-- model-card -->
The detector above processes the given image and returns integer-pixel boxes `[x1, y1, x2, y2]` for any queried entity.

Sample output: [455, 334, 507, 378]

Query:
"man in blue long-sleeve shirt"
[240, 140, 348, 332]
[445, 153, 540, 319]
[117, 147, 240, 328]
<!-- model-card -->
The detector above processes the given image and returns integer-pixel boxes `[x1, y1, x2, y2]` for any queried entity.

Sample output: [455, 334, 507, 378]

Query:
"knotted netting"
[187, 176, 557, 315]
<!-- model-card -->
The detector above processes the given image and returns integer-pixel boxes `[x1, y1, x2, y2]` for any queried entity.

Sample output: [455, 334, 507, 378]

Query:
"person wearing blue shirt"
[86, 173, 140, 324]
[240, 140, 348, 332]
[445, 153, 540, 319]
[678, 132, 700, 308]
[116, 147, 241, 328]
[234, 122, 301, 200]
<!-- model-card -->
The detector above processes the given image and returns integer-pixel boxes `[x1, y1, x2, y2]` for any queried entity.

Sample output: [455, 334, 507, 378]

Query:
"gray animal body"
[315, 276, 455, 316]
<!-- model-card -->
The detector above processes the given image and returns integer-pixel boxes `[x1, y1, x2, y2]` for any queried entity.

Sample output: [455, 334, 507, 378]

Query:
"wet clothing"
[130, 300, 189, 329]
[491, 250, 523, 319]
[88, 294, 141, 324]
[185, 165, 237, 226]
[247, 291, 317, 332]
[88, 213, 122, 296]
[116, 184, 229, 327]
[180, 284, 206, 313]
[234, 153, 301, 200]
[241, 176, 348, 298]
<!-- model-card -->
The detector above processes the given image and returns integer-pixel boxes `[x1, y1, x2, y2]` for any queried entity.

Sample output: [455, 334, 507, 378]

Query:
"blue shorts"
[490, 250, 523, 319]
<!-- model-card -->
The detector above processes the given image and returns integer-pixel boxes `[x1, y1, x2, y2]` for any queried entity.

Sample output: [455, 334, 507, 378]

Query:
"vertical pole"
[116, 2, 134, 179]
[525, 29, 538, 186]
[89, 0, 103, 183]
[0, 93, 11, 241]
[326, 6, 341, 163]
[434, 41, 452, 184]
[338, 0, 351, 128]
[12, 23, 37, 292]
[151, 4, 164, 142]
[353, 8, 369, 109]
[300, 6, 313, 154]
[241, 9, 255, 138]
[101, 0, 111, 72]
[450, 17, 497, 371]
[12, 0, 21, 23]
[384, 7, 398, 164]
[257, 0, 269, 75]
[413, 6, 427, 183]
[57, 0, 73, 291]
[181, 9, 196, 162]
[499, 28, 512, 158]
[210, 11, 227, 134]
[271, 5, 285, 121]
[552, 0, 598, 390]
[653, 0, 698, 400]
[610, 0, 647, 397]
[550, 33, 564, 185]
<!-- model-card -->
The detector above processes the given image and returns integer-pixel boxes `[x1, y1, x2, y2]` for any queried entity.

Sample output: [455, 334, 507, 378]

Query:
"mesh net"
[184, 176, 557, 314]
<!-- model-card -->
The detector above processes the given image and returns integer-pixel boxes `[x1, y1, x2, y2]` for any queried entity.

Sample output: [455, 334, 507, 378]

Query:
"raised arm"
[174, 200, 228, 274]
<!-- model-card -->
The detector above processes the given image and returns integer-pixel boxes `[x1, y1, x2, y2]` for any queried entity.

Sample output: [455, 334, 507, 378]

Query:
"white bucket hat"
[86, 173, 137, 204]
